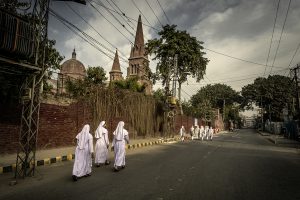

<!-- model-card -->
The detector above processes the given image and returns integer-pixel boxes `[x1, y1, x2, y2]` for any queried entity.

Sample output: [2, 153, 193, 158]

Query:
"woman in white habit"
[72, 124, 94, 181]
[95, 121, 110, 167]
[112, 121, 129, 172]
[180, 126, 186, 141]
[209, 126, 214, 141]
[200, 125, 205, 141]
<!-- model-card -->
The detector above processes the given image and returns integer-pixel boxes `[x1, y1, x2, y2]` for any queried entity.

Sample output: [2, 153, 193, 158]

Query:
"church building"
[109, 15, 152, 95]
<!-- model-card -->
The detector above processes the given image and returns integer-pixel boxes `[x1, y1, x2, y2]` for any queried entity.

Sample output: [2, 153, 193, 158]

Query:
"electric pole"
[291, 64, 300, 124]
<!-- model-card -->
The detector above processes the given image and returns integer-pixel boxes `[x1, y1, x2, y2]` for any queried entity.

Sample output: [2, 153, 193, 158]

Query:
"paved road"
[0, 129, 299, 200]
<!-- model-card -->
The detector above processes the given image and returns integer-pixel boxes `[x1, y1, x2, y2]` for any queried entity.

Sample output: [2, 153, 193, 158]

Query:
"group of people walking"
[72, 121, 129, 181]
[180, 125, 214, 141]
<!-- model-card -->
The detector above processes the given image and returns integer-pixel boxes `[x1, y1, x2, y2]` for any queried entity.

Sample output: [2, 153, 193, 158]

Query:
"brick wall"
[0, 101, 93, 154]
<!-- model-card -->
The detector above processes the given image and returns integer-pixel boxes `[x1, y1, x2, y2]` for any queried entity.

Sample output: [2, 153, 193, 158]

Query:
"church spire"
[109, 49, 123, 82]
[134, 15, 144, 47]
[111, 49, 121, 71]
[130, 15, 146, 59]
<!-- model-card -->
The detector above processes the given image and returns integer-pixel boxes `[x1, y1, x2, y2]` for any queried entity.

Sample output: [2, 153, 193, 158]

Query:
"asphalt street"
[0, 129, 299, 200]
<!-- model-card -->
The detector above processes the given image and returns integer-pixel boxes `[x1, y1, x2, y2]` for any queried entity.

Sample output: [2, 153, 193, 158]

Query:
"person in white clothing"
[193, 125, 200, 140]
[200, 126, 205, 141]
[205, 126, 209, 140]
[95, 121, 110, 167]
[190, 125, 194, 139]
[180, 126, 186, 141]
[72, 124, 94, 181]
[209, 126, 214, 141]
[112, 121, 129, 172]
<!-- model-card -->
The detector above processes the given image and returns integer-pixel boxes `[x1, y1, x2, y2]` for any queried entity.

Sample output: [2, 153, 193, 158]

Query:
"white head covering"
[95, 121, 105, 139]
[76, 124, 90, 149]
[113, 121, 125, 140]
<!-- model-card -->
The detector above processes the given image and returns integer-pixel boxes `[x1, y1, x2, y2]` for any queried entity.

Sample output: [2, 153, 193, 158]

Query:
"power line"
[64, 2, 129, 63]
[111, 0, 136, 30]
[131, 0, 154, 27]
[102, 0, 135, 37]
[284, 42, 300, 76]
[156, 0, 171, 24]
[89, 1, 134, 44]
[269, 0, 292, 74]
[204, 47, 286, 69]
[145, 0, 163, 27]
[263, 0, 281, 76]
[49, 9, 129, 72]
[92, 0, 160, 32]
[287, 42, 300, 68]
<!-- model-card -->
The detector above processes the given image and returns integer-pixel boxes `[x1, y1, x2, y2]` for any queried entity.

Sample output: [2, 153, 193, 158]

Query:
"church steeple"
[72, 48, 76, 59]
[130, 15, 146, 58]
[127, 15, 152, 95]
[109, 49, 123, 81]
[134, 15, 144, 49]
[111, 49, 121, 71]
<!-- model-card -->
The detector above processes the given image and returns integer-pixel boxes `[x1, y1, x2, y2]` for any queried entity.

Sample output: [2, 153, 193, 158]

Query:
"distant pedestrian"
[200, 126, 205, 141]
[180, 126, 186, 141]
[72, 124, 94, 181]
[205, 126, 209, 140]
[112, 121, 129, 172]
[193, 125, 200, 140]
[208, 126, 214, 141]
[190, 125, 195, 138]
[95, 121, 110, 167]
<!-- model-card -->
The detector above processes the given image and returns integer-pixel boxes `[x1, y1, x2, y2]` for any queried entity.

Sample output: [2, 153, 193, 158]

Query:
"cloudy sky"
[48, 0, 300, 107]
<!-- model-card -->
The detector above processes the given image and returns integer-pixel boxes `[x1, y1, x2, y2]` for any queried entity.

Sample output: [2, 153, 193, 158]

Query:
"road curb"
[0, 137, 179, 174]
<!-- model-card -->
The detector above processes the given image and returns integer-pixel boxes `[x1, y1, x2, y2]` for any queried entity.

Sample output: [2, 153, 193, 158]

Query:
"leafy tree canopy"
[146, 25, 209, 92]
[190, 83, 242, 109]
[65, 66, 108, 97]
[241, 75, 295, 121]
[110, 77, 146, 93]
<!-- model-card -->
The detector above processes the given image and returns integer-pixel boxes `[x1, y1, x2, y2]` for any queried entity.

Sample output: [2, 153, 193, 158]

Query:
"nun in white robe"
[112, 121, 129, 171]
[72, 124, 94, 181]
[95, 121, 110, 166]
[208, 127, 214, 141]
[179, 126, 185, 141]
[194, 125, 200, 140]
[200, 126, 205, 141]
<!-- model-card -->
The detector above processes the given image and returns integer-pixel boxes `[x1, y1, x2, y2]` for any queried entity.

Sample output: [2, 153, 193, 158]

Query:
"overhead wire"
[131, 0, 154, 27]
[102, 0, 135, 37]
[91, 0, 160, 32]
[204, 47, 286, 69]
[156, 0, 171, 24]
[284, 42, 300, 76]
[89, 1, 134, 44]
[49, 9, 129, 71]
[263, 0, 281, 76]
[64, 2, 129, 63]
[269, 0, 292, 74]
[110, 0, 136, 30]
[145, 0, 164, 27]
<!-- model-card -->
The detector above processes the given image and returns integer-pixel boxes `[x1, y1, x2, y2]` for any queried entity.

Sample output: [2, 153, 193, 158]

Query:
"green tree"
[241, 75, 295, 121]
[190, 84, 242, 121]
[43, 40, 65, 93]
[65, 66, 108, 97]
[146, 25, 209, 98]
[110, 77, 146, 93]
[85, 66, 107, 86]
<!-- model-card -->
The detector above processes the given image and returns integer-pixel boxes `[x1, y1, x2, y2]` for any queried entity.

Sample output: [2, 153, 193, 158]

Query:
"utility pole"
[172, 54, 178, 98]
[291, 64, 300, 133]
[223, 99, 226, 122]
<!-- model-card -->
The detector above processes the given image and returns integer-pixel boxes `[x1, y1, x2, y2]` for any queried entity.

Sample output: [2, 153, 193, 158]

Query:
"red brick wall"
[0, 101, 134, 154]
[0, 101, 93, 154]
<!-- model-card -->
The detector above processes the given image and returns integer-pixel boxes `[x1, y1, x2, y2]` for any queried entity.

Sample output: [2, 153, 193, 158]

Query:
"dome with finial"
[60, 48, 86, 79]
